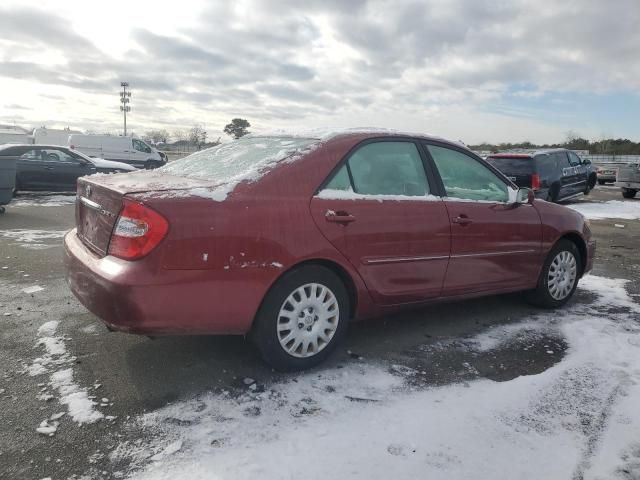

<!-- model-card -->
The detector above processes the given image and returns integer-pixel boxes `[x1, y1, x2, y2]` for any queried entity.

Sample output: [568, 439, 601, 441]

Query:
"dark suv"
[486, 149, 596, 203]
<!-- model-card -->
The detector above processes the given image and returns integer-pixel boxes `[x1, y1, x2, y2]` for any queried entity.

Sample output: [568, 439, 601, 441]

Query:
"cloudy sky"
[0, 0, 638, 143]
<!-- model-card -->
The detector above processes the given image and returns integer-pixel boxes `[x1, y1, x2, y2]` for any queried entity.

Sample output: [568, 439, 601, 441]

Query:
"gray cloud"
[0, 0, 638, 138]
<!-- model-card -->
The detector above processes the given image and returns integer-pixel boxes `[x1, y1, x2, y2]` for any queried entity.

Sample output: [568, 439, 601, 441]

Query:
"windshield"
[486, 156, 534, 175]
[160, 136, 317, 182]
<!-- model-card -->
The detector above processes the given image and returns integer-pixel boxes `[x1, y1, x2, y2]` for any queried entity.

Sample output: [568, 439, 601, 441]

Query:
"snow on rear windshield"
[159, 136, 317, 183]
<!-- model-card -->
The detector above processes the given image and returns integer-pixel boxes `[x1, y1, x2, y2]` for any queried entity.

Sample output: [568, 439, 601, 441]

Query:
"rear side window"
[486, 157, 534, 175]
[322, 141, 430, 197]
[555, 152, 571, 167]
[535, 154, 556, 177]
[427, 145, 508, 202]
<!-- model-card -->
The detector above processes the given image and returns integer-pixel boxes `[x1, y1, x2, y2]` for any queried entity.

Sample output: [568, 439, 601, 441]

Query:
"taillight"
[531, 174, 541, 191]
[107, 200, 168, 260]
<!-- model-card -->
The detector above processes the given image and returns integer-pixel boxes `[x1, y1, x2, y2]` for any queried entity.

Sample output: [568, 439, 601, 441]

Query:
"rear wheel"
[525, 239, 581, 308]
[252, 265, 349, 371]
[598, 179, 606, 185]
[622, 188, 637, 199]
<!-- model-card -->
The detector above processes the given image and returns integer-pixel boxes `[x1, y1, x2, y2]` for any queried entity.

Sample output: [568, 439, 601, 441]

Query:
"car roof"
[488, 148, 569, 158]
[248, 128, 471, 153]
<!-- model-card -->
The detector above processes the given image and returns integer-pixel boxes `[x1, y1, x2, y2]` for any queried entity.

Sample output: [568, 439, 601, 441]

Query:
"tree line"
[143, 118, 251, 149]
[470, 132, 640, 155]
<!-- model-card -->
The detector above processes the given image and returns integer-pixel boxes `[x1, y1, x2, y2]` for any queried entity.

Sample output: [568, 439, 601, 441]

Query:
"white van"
[33, 127, 82, 146]
[67, 134, 167, 169]
[0, 126, 32, 144]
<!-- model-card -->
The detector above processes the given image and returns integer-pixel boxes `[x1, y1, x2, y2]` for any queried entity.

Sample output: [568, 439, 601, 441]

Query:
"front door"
[310, 140, 451, 305]
[424, 143, 542, 296]
[131, 138, 151, 167]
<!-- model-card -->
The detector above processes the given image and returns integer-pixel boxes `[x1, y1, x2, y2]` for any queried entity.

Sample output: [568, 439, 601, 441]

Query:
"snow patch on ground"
[50, 369, 104, 424]
[1, 229, 67, 249]
[29, 320, 103, 424]
[12, 194, 76, 207]
[116, 275, 640, 480]
[567, 200, 640, 220]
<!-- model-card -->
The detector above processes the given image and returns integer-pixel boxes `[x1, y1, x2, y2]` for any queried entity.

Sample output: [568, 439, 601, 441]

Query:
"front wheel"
[145, 161, 161, 170]
[598, 180, 606, 185]
[622, 188, 637, 199]
[252, 265, 349, 371]
[525, 239, 581, 308]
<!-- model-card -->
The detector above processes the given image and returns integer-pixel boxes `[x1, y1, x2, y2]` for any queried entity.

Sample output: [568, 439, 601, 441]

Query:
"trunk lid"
[76, 171, 215, 256]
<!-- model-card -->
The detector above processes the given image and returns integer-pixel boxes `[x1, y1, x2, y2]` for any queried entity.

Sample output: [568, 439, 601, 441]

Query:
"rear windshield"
[486, 157, 534, 175]
[159, 136, 317, 182]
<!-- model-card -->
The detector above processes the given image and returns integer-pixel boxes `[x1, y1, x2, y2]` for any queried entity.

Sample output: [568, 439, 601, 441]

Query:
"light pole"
[120, 82, 131, 136]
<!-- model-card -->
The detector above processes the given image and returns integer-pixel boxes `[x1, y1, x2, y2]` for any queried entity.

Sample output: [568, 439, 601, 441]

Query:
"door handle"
[325, 210, 356, 224]
[44, 166, 54, 170]
[452, 215, 472, 226]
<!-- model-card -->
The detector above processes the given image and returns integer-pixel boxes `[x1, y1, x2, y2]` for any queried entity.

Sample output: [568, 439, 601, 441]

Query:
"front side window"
[321, 141, 429, 197]
[568, 152, 582, 166]
[20, 149, 77, 163]
[133, 139, 151, 153]
[426, 145, 508, 202]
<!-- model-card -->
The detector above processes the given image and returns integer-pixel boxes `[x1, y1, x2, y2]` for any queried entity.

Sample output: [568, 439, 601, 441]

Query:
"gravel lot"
[1, 187, 639, 479]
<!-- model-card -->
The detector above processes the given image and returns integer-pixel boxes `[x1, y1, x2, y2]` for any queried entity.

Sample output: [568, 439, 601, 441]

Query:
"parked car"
[67, 134, 167, 169]
[13, 145, 135, 192]
[0, 144, 20, 213]
[64, 131, 595, 370]
[615, 163, 640, 198]
[486, 149, 597, 203]
[594, 164, 621, 185]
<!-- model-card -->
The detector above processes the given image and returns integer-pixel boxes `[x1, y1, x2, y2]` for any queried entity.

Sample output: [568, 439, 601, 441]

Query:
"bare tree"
[189, 125, 207, 149]
[145, 129, 170, 144]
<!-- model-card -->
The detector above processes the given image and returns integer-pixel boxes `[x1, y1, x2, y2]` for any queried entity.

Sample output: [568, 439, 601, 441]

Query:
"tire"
[546, 184, 559, 203]
[598, 180, 605, 185]
[525, 239, 581, 309]
[252, 265, 349, 371]
[622, 188, 637, 199]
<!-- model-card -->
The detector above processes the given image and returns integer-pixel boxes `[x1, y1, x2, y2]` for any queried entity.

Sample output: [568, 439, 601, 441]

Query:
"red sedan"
[64, 131, 595, 370]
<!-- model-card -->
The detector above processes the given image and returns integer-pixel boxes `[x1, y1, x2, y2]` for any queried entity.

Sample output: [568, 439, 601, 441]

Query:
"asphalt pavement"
[1, 186, 639, 479]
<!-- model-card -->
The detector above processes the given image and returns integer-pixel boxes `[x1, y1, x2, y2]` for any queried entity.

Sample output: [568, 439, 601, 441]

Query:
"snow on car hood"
[89, 158, 135, 171]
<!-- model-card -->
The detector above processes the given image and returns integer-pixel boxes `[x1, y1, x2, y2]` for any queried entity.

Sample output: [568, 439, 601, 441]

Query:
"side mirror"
[582, 159, 591, 165]
[516, 187, 534, 204]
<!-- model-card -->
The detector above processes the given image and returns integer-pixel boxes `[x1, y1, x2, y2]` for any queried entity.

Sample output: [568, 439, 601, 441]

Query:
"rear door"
[310, 139, 451, 305]
[16, 149, 49, 190]
[424, 143, 542, 296]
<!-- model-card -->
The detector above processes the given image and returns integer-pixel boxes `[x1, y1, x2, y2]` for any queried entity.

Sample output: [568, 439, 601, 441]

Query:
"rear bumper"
[63, 229, 262, 335]
[615, 182, 640, 189]
[584, 239, 596, 275]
